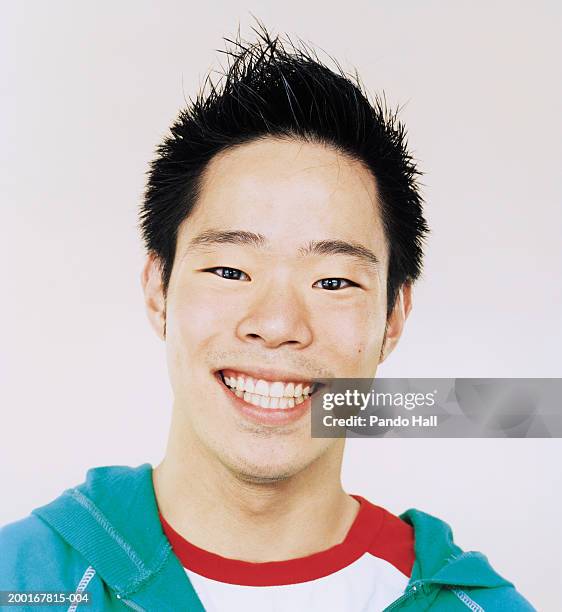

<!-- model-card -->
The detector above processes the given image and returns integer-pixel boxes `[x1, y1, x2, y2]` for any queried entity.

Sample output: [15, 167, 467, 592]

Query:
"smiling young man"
[1, 29, 534, 611]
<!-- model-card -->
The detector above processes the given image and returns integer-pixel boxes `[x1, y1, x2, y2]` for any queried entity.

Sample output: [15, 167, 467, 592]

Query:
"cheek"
[318, 298, 385, 372]
[166, 288, 225, 370]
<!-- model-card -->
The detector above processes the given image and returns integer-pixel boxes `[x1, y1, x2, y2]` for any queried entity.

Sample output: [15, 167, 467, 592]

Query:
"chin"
[235, 469, 294, 484]
[223, 450, 309, 484]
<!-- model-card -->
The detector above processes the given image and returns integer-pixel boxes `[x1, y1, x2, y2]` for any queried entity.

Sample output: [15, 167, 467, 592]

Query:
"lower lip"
[215, 372, 312, 426]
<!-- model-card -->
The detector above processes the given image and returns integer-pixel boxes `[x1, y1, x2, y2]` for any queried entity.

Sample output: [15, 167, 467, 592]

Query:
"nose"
[235, 277, 313, 350]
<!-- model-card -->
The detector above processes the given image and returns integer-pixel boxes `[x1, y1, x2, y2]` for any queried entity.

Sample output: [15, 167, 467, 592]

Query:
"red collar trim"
[159, 495, 399, 586]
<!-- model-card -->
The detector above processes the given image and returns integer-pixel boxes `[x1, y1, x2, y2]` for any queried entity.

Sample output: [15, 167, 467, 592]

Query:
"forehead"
[183, 138, 387, 263]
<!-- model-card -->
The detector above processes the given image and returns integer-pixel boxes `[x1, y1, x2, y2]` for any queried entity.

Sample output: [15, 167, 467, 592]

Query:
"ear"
[379, 282, 413, 364]
[141, 253, 166, 341]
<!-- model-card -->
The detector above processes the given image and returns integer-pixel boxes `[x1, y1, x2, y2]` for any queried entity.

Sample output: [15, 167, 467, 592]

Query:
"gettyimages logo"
[322, 389, 437, 411]
[311, 378, 562, 438]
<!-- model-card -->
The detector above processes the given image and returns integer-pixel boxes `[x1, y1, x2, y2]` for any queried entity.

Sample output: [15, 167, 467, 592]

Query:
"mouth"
[214, 367, 322, 425]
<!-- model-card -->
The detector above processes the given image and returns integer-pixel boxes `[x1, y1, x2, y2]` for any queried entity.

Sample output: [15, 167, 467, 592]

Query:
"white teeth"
[255, 379, 269, 396]
[243, 378, 255, 393]
[223, 371, 314, 408]
[269, 382, 285, 398]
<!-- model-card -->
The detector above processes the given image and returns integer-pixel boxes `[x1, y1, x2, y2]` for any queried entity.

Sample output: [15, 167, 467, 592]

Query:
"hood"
[33, 463, 205, 611]
[400, 508, 513, 590]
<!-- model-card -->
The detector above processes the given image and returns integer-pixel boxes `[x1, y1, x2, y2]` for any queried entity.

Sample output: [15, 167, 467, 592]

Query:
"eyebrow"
[188, 230, 267, 250]
[298, 239, 380, 270]
[186, 229, 380, 271]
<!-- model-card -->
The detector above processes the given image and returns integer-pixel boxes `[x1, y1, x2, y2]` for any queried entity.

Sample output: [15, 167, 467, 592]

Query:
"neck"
[153, 410, 359, 562]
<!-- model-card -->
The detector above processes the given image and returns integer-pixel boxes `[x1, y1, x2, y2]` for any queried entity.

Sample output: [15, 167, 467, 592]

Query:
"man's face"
[146, 138, 404, 481]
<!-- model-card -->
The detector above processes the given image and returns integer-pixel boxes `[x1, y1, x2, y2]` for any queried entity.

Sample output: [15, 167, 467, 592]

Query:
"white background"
[1, 1, 561, 609]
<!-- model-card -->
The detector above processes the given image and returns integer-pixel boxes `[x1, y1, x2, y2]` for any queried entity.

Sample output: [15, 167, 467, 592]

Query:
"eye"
[313, 278, 358, 290]
[205, 267, 250, 281]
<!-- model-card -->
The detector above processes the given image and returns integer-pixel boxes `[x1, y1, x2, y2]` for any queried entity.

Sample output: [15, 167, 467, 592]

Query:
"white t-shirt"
[160, 496, 415, 612]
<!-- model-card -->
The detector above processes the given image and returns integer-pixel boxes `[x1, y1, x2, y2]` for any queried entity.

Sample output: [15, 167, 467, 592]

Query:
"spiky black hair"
[139, 25, 428, 319]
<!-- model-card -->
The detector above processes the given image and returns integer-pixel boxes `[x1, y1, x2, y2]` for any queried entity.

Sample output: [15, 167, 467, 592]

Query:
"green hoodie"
[0, 464, 535, 611]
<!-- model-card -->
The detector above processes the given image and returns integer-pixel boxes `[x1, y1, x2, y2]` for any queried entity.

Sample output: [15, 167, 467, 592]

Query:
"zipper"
[115, 594, 146, 611]
[383, 580, 426, 611]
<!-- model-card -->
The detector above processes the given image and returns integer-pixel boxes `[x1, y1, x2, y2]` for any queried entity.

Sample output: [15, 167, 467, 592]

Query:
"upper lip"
[216, 366, 319, 385]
